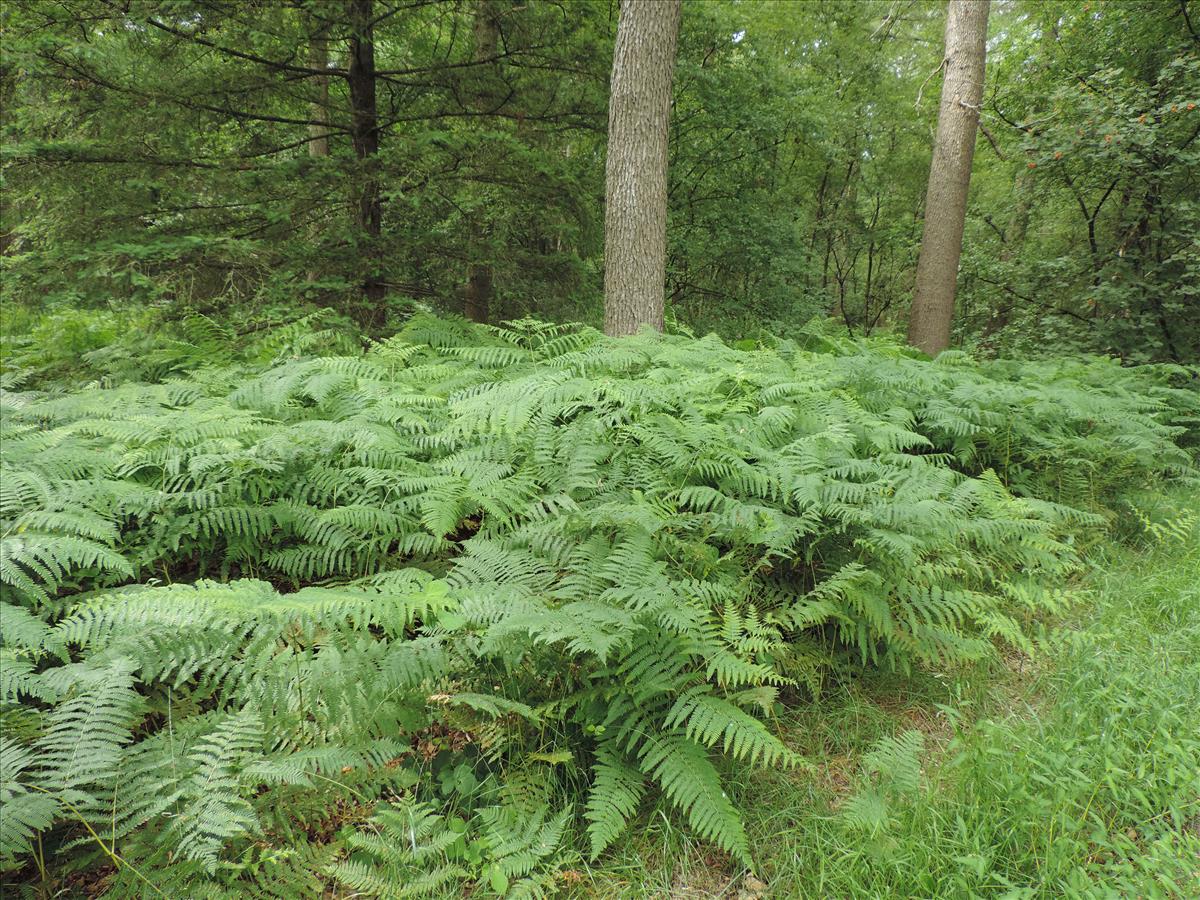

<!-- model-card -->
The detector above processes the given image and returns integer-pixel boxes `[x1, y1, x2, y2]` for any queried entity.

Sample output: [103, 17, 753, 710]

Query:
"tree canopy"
[3, 0, 1195, 358]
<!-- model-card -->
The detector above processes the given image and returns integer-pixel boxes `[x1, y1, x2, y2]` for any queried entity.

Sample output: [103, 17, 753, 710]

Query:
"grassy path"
[588, 491, 1200, 899]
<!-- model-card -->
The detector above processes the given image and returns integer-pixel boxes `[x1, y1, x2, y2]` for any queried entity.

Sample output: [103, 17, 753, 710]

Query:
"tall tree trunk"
[347, 0, 385, 322]
[464, 0, 501, 324]
[602, 0, 682, 337]
[304, 17, 331, 286]
[906, 0, 989, 356]
[308, 21, 330, 159]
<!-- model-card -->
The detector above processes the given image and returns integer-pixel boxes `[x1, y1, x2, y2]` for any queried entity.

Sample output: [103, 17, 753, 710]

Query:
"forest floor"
[584, 489, 1200, 899]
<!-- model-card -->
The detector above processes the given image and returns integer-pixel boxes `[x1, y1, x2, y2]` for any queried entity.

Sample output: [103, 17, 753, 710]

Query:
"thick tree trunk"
[464, 0, 501, 324]
[347, 0, 385, 319]
[906, 0, 989, 356]
[602, 0, 682, 337]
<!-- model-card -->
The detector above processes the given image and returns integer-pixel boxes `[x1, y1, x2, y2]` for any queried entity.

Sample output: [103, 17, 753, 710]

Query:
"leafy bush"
[1, 316, 1195, 894]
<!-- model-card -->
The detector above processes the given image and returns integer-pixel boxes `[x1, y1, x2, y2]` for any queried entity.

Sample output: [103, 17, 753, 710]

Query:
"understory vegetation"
[591, 488, 1200, 898]
[2, 312, 1197, 897]
[2, 1, 1199, 894]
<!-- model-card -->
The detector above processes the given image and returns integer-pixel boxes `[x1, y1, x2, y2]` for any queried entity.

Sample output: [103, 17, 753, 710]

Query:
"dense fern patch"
[1, 316, 1196, 895]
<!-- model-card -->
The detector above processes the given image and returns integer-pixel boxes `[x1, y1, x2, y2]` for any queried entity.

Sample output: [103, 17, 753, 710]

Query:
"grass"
[583, 489, 1200, 899]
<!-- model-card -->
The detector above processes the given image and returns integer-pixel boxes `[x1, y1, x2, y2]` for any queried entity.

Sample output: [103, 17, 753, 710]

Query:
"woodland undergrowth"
[1, 312, 1197, 897]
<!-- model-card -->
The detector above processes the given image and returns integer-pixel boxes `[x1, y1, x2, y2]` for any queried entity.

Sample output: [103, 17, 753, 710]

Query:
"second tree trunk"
[602, 0, 682, 337]
[347, 0, 385, 321]
[907, 0, 990, 356]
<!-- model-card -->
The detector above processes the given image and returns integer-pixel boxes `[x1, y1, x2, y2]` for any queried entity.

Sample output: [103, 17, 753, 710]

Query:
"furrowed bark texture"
[907, 0, 989, 356]
[602, 0, 682, 337]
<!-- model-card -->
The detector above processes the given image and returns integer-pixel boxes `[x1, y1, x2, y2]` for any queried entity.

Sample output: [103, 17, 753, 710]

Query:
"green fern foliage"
[0, 737, 59, 868]
[329, 799, 470, 898]
[1, 314, 1195, 893]
[842, 729, 926, 835]
[328, 797, 571, 899]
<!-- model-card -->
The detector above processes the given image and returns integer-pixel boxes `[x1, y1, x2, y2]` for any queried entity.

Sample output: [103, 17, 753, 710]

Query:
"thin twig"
[915, 57, 946, 110]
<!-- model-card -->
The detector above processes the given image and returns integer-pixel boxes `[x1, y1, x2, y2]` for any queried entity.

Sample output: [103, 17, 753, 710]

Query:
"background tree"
[0, 0, 607, 329]
[907, 0, 991, 356]
[602, 0, 683, 336]
[961, 0, 1200, 362]
[347, 0, 385, 322]
[0, 0, 1194, 360]
[462, 0, 504, 325]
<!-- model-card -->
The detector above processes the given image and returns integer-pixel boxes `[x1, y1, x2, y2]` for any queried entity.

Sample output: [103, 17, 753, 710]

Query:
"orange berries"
[1138, 114, 1146, 123]
[1104, 134, 1112, 142]
[1189, 103, 1197, 111]
[1027, 161, 1037, 169]
[1054, 151, 1063, 160]
[1171, 105, 1178, 112]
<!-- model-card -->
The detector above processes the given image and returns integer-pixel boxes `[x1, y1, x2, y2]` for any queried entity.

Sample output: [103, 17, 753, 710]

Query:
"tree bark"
[602, 0, 682, 337]
[308, 21, 330, 159]
[303, 16, 331, 286]
[347, 0, 385, 320]
[906, 0, 989, 356]
[464, 264, 493, 324]
[464, 0, 502, 324]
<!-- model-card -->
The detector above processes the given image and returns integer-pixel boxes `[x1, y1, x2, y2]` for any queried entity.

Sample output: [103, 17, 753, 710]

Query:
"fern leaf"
[584, 744, 646, 859]
[0, 737, 59, 867]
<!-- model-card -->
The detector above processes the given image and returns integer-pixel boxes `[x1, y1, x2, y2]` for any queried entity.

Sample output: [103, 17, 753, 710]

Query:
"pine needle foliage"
[1, 314, 1195, 891]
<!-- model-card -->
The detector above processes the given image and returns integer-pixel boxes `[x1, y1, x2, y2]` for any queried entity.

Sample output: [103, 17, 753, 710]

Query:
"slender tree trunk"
[980, 165, 1032, 339]
[464, 265, 493, 324]
[347, 0, 385, 321]
[906, 0, 989, 356]
[602, 0, 682, 337]
[1002, 175, 1031, 260]
[303, 18, 331, 285]
[308, 22, 330, 159]
[807, 161, 832, 291]
[464, 0, 501, 324]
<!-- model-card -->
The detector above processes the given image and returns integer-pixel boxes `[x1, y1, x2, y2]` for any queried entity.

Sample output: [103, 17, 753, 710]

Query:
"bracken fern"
[1, 315, 1194, 891]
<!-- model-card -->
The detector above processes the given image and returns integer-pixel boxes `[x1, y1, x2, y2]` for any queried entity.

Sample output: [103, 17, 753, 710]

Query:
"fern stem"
[27, 786, 169, 899]
[33, 832, 47, 887]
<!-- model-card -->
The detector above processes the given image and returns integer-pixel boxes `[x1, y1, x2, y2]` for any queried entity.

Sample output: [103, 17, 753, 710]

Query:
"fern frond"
[0, 737, 59, 867]
[585, 745, 646, 859]
[637, 732, 749, 862]
[35, 659, 143, 813]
